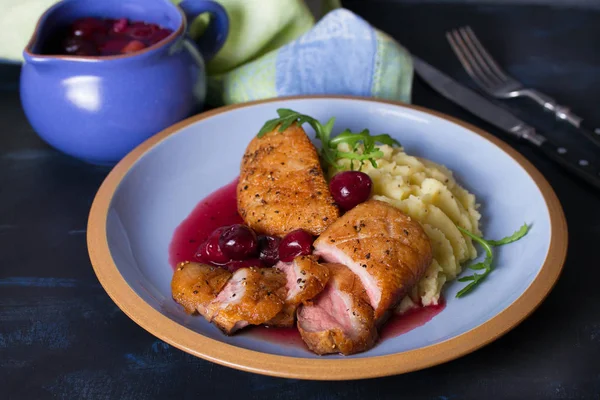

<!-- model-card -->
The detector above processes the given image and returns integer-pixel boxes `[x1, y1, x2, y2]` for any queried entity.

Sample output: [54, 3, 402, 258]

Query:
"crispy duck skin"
[172, 263, 288, 335]
[314, 200, 433, 322]
[206, 266, 288, 335]
[171, 261, 232, 317]
[237, 123, 339, 236]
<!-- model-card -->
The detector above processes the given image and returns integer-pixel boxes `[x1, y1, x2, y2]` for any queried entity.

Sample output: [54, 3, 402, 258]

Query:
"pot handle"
[178, 0, 229, 61]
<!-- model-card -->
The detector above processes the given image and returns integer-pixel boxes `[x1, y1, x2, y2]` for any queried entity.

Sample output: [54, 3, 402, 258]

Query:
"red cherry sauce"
[247, 302, 446, 349]
[169, 178, 445, 347]
[381, 299, 446, 340]
[42, 17, 173, 57]
[169, 178, 243, 268]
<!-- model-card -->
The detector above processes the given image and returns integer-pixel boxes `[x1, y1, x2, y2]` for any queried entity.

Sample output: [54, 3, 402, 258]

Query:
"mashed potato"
[331, 144, 481, 309]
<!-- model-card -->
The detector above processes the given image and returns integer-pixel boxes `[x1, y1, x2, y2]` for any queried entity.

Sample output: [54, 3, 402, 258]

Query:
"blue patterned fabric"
[209, 9, 413, 105]
[276, 10, 377, 97]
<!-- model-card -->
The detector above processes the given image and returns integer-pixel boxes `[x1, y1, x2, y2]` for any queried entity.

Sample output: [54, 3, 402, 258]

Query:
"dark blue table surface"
[2, 1, 600, 399]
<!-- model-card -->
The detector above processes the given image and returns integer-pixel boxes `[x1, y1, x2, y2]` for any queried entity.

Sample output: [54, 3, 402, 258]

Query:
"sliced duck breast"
[171, 261, 232, 317]
[266, 255, 330, 327]
[314, 200, 433, 322]
[206, 266, 288, 334]
[297, 263, 377, 355]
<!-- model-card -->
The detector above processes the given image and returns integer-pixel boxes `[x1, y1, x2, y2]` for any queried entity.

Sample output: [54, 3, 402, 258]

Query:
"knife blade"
[412, 55, 600, 191]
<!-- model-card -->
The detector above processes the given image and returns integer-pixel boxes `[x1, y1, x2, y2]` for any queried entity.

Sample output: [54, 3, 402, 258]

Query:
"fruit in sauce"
[44, 17, 173, 56]
[195, 227, 230, 265]
[258, 235, 281, 267]
[219, 224, 259, 260]
[279, 229, 314, 262]
[150, 29, 172, 43]
[329, 171, 373, 211]
[71, 17, 106, 39]
[62, 36, 98, 56]
[121, 40, 146, 54]
[112, 18, 129, 34]
[98, 38, 130, 54]
[127, 22, 156, 40]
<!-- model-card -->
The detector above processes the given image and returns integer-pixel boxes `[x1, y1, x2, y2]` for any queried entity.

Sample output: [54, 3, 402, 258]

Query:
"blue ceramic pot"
[20, 0, 228, 165]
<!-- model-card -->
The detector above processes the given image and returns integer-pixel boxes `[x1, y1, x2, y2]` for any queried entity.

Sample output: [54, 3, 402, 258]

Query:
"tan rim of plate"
[87, 95, 568, 380]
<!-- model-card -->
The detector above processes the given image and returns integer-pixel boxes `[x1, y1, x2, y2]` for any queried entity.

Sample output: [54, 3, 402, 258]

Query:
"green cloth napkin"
[198, 4, 414, 106]
[176, 0, 342, 75]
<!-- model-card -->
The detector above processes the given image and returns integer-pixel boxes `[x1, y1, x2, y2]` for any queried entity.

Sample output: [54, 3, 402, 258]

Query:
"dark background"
[2, 1, 600, 399]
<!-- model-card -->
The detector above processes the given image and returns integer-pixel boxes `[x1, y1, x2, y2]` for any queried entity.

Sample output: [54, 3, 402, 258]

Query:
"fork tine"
[463, 26, 510, 82]
[446, 29, 497, 92]
[458, 27, 504, 86]
[446, 31, 475, 79]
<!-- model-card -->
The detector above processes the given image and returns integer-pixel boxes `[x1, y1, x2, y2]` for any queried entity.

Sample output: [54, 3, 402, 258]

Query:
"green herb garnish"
[332, 128, 401, 170]
[486, 224, 530, 246]
[257, 109, 400, 170]
[455, 223, 530, 297]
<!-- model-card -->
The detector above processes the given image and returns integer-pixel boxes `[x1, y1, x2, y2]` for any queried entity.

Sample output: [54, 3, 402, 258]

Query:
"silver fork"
[446, 26, 600, 149]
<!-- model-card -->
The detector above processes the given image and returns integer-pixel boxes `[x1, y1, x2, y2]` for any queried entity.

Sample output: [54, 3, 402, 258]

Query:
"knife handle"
[521, 89, 580, 125]
[579, 119, 600, 150]
[522, 90, 600, 150]
[538, 139, 600, 191]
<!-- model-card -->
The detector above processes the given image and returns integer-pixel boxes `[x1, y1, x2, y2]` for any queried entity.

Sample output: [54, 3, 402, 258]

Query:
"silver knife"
[412, 55, 600, 191]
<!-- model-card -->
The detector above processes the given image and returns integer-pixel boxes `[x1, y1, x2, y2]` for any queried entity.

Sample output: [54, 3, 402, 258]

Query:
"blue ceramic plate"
[87, 96, 567, 380]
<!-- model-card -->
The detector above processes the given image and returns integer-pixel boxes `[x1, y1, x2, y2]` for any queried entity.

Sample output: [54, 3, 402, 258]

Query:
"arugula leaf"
[468, 262, 488, 270]
[257, 118, 282, 137]
[371, 134, 401, 147]
[318, 117, 338, 167]
[456, 277, 485, 297]
[257, 109, 320, 138]
[458, 226, 494, 265]
[455, 224, 529, 298]
[329, 129, 367, 148]
[256, 109, 400, 170]
[327, 128, 397, 170]
[487, 223, 530, 246]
